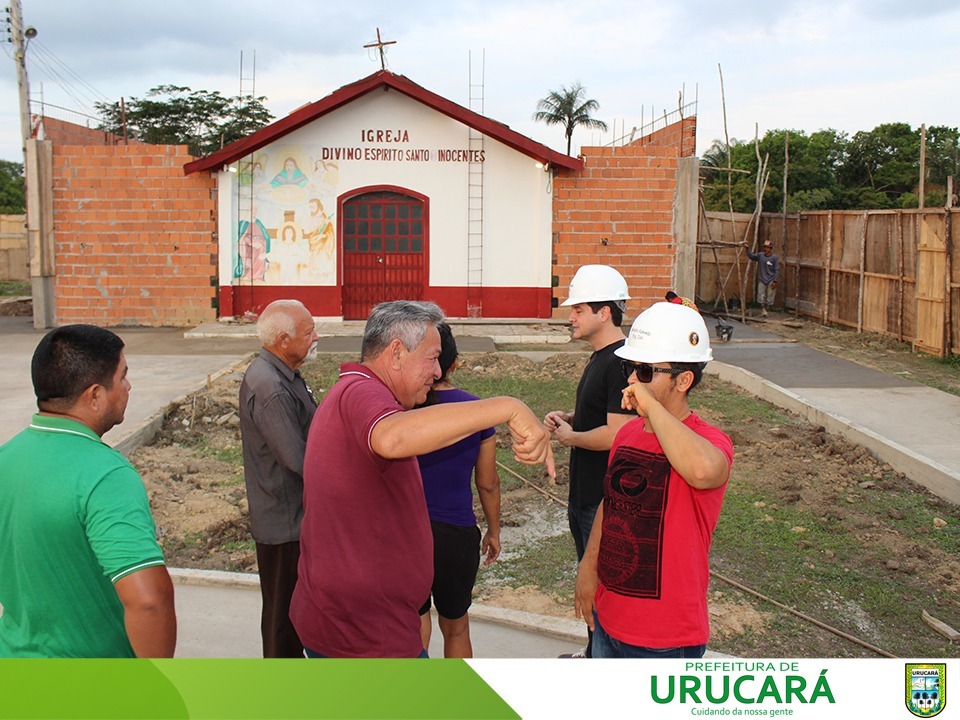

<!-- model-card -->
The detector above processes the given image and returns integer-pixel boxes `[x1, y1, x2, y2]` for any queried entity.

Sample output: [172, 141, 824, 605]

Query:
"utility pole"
[10, 0, 33, 151]
[9, 0, 53, 328]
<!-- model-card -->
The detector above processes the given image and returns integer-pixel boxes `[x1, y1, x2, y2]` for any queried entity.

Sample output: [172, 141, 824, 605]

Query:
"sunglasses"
[620, 360, 686, 383]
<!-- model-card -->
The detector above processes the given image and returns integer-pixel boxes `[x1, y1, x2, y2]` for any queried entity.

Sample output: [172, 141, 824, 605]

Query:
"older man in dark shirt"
[240, 299, 319, 657]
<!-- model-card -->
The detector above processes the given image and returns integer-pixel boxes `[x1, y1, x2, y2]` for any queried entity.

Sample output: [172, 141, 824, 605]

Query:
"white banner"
[469, 658, 956, 719]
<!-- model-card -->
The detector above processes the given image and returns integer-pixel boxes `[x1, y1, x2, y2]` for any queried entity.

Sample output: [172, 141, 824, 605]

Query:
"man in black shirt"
[545, 265, 635, 657]
[240, 299, 319, 657]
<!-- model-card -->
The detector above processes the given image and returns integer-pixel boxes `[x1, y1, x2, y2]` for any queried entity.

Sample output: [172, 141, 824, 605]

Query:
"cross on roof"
[363, 28, 396, 71]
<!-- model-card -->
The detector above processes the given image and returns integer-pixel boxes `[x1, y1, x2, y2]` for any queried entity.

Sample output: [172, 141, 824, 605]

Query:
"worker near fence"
[743, 240, 779, 316]
[544, 265, 636, 658]
[575, 302, 734, 658]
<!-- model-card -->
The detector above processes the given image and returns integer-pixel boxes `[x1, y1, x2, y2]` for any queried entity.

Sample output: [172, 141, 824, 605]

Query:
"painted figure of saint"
[273, 223, 310, 284]
[235, 218, 270, 281]
[303, 198, 336, 260]
[312, 158, 339, 188]
[271, 157, 308, 188]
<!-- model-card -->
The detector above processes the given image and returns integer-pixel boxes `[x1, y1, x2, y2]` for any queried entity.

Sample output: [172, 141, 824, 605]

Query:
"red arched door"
[341, 189, 427, 320]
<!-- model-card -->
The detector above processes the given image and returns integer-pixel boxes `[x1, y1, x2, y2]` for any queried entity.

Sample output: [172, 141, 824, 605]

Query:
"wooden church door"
[341, 189, 427, 320]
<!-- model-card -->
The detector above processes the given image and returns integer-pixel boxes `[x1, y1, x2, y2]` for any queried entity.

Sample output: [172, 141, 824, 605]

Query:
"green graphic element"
[0, 660, 188, 719]
[0, 659, 519, 719]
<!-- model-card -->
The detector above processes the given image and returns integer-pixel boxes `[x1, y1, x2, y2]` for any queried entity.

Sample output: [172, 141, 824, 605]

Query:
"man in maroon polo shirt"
[291, 300, 554, 658]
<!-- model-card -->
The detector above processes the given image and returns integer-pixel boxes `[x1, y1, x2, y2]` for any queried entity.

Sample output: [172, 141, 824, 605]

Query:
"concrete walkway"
[2, 312, 959, 658]
[171, 570, 583, 659]
[708, 315, 960, 504]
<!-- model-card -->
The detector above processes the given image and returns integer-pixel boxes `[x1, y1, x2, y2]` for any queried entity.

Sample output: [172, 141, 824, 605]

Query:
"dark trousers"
[568, 502, 600, 657]
[255, 540, 304, 658]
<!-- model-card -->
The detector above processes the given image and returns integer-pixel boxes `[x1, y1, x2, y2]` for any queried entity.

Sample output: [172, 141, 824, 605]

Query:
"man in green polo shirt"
[0, 324, 176, 657]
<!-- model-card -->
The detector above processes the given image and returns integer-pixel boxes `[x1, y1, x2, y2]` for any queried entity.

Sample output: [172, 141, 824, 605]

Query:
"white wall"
[217, 89, 553, 290]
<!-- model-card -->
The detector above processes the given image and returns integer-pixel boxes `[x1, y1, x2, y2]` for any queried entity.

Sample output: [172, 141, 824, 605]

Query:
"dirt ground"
[130, 313, 960, 657]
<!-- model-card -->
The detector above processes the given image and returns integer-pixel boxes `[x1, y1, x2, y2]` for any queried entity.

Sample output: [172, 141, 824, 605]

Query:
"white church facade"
[186, 70, 582, 320]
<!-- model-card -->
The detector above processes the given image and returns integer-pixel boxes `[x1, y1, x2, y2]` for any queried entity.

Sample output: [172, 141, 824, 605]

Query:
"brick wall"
[39, 116, 143, 148]
[552, 117, 697, 318]
[52, 144, 217, 326]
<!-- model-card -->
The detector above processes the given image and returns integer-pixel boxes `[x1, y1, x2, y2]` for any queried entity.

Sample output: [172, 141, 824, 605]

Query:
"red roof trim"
[183, 70, 582, 174]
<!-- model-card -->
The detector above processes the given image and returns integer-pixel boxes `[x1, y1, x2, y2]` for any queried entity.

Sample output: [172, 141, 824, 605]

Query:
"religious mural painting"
[233, 146, 339, 287]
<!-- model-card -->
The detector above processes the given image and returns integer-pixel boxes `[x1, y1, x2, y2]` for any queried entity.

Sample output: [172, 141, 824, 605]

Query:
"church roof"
[184, 70, 583, 174]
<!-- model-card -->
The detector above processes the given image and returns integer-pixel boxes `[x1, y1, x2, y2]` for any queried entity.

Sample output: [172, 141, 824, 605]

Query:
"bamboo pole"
[740, 128, 771, 321]
[794, 214, 801, 314]
[945, 209, 954, 356]
[919, 123, 927, 211]
[699, 193, 731, 315]
[717, 63, 746, 316]
[897, 211, 904, 342]
[782, 132, 790, 309]
[857, 213, 868, 333]
[823, 211, 833, 323]
[914, 214, 921, 352]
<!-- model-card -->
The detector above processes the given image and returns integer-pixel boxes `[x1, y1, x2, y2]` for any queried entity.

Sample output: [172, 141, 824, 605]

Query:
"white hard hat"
[615, 302, 713, 363]
[560, 265, 630, 306]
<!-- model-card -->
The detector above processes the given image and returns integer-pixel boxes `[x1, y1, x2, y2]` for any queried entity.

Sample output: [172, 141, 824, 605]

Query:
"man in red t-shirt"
[291, 300, 554, 658]
[575, 302, 734, 658]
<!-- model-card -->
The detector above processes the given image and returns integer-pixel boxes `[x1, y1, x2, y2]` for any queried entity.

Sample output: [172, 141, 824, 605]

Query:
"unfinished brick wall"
[39, 116, 142, 148]
[552, 117, 697, 318]
[52, 144, 217, 326]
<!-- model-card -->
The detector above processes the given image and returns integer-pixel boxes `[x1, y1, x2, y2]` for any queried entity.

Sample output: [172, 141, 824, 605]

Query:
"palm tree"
[533, 83, 608, 156]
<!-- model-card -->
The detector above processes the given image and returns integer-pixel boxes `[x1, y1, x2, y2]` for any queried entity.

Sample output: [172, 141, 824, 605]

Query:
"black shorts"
[418, 521, 481, 620]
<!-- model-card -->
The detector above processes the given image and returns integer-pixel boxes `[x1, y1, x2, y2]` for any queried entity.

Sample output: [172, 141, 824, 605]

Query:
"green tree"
[839, 122, 919, 208]
[533, 83, 608, 155]
[96, 85, 274, 157]
[702, 129, 848, 213]
[923, 125, 959, 206]
[0, 160, 26, 214]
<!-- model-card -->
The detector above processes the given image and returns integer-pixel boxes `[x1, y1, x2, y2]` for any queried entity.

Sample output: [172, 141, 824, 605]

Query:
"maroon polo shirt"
[290, 363, 433, 658]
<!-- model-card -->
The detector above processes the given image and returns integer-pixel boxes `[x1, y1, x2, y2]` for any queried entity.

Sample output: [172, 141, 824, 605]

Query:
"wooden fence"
[697, 208, 959, 357]
[0, 214, 28, 282]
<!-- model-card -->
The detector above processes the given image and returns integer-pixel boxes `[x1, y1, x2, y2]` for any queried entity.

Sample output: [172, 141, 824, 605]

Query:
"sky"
[2, 0, 959, 165]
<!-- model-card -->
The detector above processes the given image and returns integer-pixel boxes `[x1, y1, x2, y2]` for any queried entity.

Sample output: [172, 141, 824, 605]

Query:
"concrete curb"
[707, 361, 960, 505]
[113, 353, 257, 458]
[168, 567, 586, 643]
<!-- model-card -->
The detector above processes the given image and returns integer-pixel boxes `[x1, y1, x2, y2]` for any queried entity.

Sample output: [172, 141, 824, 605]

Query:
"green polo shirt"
[0, 414, 166, 657]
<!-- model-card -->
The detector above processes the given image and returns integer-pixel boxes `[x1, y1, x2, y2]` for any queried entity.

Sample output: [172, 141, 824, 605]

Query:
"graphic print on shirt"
[598, 444, 672, 598]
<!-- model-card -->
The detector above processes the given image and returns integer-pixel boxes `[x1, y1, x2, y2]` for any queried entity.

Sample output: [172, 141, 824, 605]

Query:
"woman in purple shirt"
[417, 323, 501, 658]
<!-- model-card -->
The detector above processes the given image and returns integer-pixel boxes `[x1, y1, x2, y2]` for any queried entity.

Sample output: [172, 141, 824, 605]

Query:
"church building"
[186, 70, 582, 320]
[32, 67, 696, 327]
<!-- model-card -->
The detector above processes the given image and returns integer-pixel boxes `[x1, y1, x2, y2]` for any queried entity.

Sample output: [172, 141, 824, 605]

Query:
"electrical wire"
[494, 458, 897, 658]
[30, 39, 108, 104]
[27, 45, 102, 114]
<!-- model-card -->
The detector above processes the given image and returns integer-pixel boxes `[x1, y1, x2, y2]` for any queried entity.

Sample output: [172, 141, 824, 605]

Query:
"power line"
[3, 7, 109, 117]
[30, 39, 108, 103]
[28, 51, 96, 114]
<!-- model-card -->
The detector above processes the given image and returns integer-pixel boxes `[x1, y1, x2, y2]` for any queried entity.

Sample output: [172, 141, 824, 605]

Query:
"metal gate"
[341, 189, 427, 320]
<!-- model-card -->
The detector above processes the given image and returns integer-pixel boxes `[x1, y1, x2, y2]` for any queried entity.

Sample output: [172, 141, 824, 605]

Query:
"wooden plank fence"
[698, 208, 960, 357]
[0, 214, 28, 282]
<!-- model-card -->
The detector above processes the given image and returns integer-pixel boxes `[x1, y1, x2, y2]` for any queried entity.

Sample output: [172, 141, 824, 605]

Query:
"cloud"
[3, 0, 960, 162]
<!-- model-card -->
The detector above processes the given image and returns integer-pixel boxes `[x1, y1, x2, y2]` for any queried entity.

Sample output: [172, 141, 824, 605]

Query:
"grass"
[0, 280, 29, 297]
[693, 380, 793, 426]
[711, 438, 960, 658]
[483, 532, 577, 600]
[287, 346, 960, 657]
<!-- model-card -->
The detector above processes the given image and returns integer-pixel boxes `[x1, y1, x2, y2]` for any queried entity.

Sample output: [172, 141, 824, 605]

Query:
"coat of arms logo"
[906, 663, 946, 717]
